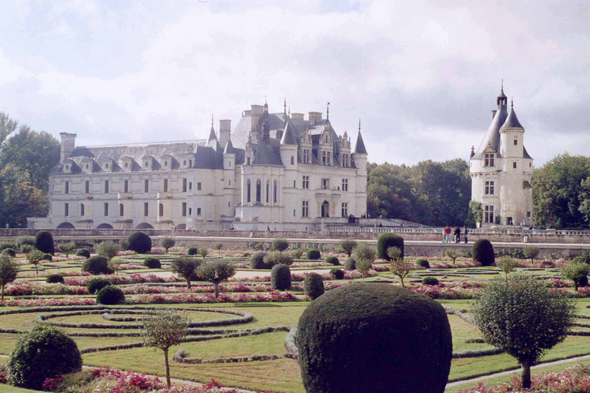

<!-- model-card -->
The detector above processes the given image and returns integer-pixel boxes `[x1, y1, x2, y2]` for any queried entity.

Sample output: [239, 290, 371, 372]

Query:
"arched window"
[120, 204, 124, 217]
[266, 180, 269, 203]
[273, 180, 278, 203]
[159, 203, 164, 216]
[247, 179, 251, 203]
[256, 180, 261, 203]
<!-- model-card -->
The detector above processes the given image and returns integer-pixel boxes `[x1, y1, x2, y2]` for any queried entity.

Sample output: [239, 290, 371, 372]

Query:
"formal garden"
[1, 232, 590, 392]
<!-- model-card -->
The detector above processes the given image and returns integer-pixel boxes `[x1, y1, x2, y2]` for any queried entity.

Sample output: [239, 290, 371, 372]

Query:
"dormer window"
[65, 165, 69, 171]
[164, 161, 168, 166]
[484, 153, 495, 167]
[145, 162, 149, 167]
[125, 163, 128, 168]
[86, 164, 89, 170]
[105, 164, 108, 169]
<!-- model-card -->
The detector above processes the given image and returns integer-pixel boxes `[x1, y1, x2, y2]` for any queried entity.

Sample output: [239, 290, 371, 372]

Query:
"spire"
[501, 101, 524, 129]
[284, 97, 287, 119]
[207, 116, 217, 145]
[326, 102, 330, 122]
[280, 120, 298, 145]
[354, 120, 368, 155]
[470, 146, 475, 158]
[223, 139, 235, 154]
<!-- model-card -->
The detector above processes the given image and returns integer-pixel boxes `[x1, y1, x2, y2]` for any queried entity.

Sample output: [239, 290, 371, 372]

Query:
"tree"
[338, 238, 357, 257]
[472, 276, 575, 388]
[213, 242, 223, 255]
[170, 257, 199, 289]
[197, 260, 236, 298]
[108, 257, 124, 275]
[352, 243, 375, 280]
[561, 261, 590, 291]
[160, 237, 175, 253]
[496, 256, 518, 281]
[27, 250, 44, 276]
[390, 259, 412, 287]
[0, 256, 18, 301]
[142, 309, 189, 388]
[523, 246, 540, 263]
[271, 238, 289, 252]
[386, 246, 402, 262]
[58, 242, 77, 257]
[199, 248, 209, 260]
[444, 249, 458, 265]
[96, 241, 121, 260]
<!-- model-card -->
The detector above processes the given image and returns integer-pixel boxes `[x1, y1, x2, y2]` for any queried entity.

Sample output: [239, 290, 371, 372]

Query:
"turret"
[280, 120, 298, 170]
[352, 120, 368, 173]
[207, 116, 221, 151]
[499, 99, 525, 159]
[223, 139, 236, 170]
[60, 132, 77, 162]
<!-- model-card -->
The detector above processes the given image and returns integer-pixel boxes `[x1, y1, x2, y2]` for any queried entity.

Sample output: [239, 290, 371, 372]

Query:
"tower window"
[484, 154, 495, 167]
[182, 178, 187, 192]
[80, 204, 85, 217]
[144, 179, 149, 193]
[513, 162, 517, 169]
[485, 181, 495, 195]
[144, 203, 149, 216]
[120, 204, 124, 217]
[484, 205, 494, 223]
[85, 181, 90, 194]
[65, 182, 69, 194]
[104, 203, 109, 217]
[124, 180, 129, 193]
[513, 139, 518, 145]
[65, 203, 69, 217]
[164, 179, 168, 192]
[303, 176, 309, 189]
[256, 180, 261, 203]
[105, 181, 109, 193]
[182, 202, 187, 217]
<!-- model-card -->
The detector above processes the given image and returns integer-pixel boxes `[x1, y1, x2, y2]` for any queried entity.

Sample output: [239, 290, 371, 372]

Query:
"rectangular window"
[293, 180, 296, 188]
[342, 179, 348, 191]
[527, 211, 531, 218]
[80, 204, 85, 216]
[322, 179, 329, 190]
[513, 139, 518, 145]
[189, 160, 193, 167]
[302, 176, 309, 189]
[247, 157, 251, 165]
[104, 203, 108, 216]
[229, 180, 231, 186]
[484, 153, 495, 167]
[65, 203, 69, 217]
[197, 182, 201, 191]
[120, 204, 124, 217]
[291, 156, 295, 165]
[182, 179, 187, 192]
[485, 181, 495, 195]
[188, 207, 192, 216]
[124, 180, 129, 193]
[302, 201, 309, 218]
[327, 152, 331, 166]
[303, 149, 310, 164]
[513, 162, 517, 169]
[105, 181, 109, 193]
[144, 179, 149, 193]
[65, 182, 69, 194]
[182, 202, 187, 217]
[342, 202, 348, 217]
[322, 151, 326, 165]
[85, 181, 90, 194]
[484, 205, 494, 223]
[197, 207, 202, 216]
[164, 179, 168, 192]
[273, 181, 277, 203]
[144, 203, 149, 216]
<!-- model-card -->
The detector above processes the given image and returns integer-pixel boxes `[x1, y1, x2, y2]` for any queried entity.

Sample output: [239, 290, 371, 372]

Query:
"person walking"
[454, 226, 461, 243]
[464, 226, 468, 244]
[443, 225, 452, 243]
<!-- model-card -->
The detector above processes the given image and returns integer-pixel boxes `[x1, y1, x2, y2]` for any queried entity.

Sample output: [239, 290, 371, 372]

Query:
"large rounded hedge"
[271, 264, 292, 291]
[473, 239, 495, 266]
[330, 268, 344, 280]
[127, 232, 152, 254]
[187, 247, 199, 256]
[7, 324, 82, 390]
[344, 257, 356, 271]
[35, 231, 54, 255]
[2, 248, 16, 257]
[416, 259, 430, 269]
[306, 249, 321, 260]
[86, 278, 112, 294]
[143, 257, 161, 269]
[81, 256, 111, 275]
[296, 284, 452, 393]
[303, 273, 324, 300]
[46, 274, 64, 284]
[377, 233, 404, 260]
[250, 252, 268, 269]
[325, 256, 340, 266]
[76, 248, 91, 258]
[96, 285, 125, 305]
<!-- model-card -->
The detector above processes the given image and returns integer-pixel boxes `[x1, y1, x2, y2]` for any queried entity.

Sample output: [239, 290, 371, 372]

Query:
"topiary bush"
[271, 264, 291, 291]
[325, 256, 340, 266]
[76, 248, 91, 258]
[2, 248, 16, 257]
[296, 284, 452, 393]
[96, 285, 125, 305]
[250, 252, 268, 269]
[35, 231, 54, 255]
[416, 259, 430, 269]
[330, 268, 344, 280]
[423, 276, 439, 286]
[16, 236, 35, 248]
[377, 233, 404, 260]
[344, 257, 356, 270]
[20, 244, 33, 254]
[306, 249, 321, 260]
[46, 274, 64, 284]
[303, 273, 324, 300]
[7, 324, 82, 390]
[272, 238, 289, 252]
[86, 278, 111, 294]
[143, 257, 161, 269]
[473, 239, 495, 266]
[187, 246, 199, 256]
[263, 251, 294, 267]
[127, 232, 152, 254]
[42, 253, 52, 261]
[81, 256, 111, 275]
[291, 249, 304, 259]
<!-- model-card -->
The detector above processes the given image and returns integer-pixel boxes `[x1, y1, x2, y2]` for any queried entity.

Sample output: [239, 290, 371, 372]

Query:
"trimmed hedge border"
[452, 348, 504, 358]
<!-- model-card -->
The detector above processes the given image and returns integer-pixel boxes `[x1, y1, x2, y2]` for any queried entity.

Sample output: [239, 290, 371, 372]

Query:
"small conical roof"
[354, 131, 368, 154]
[224, 139, 236, 154]
[207, 125, 217, 145]
[501, 105, 524, 129]
[280, 120, 298, 145]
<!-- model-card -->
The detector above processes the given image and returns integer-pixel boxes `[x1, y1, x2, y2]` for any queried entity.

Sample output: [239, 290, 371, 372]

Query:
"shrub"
[377, 233, 404, 260]
[0, 241, 16, 250]
[96, 285, 125, 305]
[444, 249, 458, 264]
[160, 237, 175, 253]
[7, 324, 82, 390]
[272, 238, 289, 252]
[523, 246, 540, 263]
[473, 239, 495, 266]
[423, 276, 439, 286]
[306, 249, 321, 260]
[2, 248, 16, 257]
[213, 242, 223, 255]
[330, 268, 344, 280]
[16, 236, 35, 247]
[119, 239, 129, 251]
[20, 244, 33, 254]
[291, 249, 304, 259]
[344, 257, 356, 270]
[170, 257, 200, 289]
[81, 256, 112, 275]
[250, 252, 268, 269]
[0, 256, 18, 301]
[271, 264, 291, 290]
[387, 246, 402, 261]
[58, 242, 77, 257]
[86, 278, 111, 294]
[325, 256, 340, 266]
[264, 251, 294, 267]
[143, 257, 161, 269]
[338, 238, 358, 257]
[303, 273, 324, 300]
[96, 241, 121, 260]
[297, 284, 452, 393]
[27, 250, 44, 275]
[76, 248, 91, 258]
[127, 232, 152, 254]
[42, 253, 52, 261]
[572, 256, 587, 265]
[35, 231, 54, 255]
[187, 247, 198, 256]
[496, 256, 518, 280]
[416, 259, 430, 269]
[199, 248, 209, 260]
[46, 274, 64, 284]
[353, 243, 376, 279]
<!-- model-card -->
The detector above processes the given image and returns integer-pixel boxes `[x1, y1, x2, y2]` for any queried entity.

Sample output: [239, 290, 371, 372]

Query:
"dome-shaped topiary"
[81, 256, 112, 275]
[306, 249, 321, 260]
[7, 324, 82, 390]
[2, 248, 16, 257]
[86, 278, 111, 294]
[330, 268, 344, 280]
[303, 273, 324, 300]
[416, 259, 430, 269]
[35, 231, 54, 255]
[187, 247, 199, 256]
[42, 253, 52, 261]
[377, 233, 404, 260]
[473, 239, 495, 266]
[143, 257, 161, 269]
[422, 276, 439, 286]
[127, 232, 152, 254]
[46, 274, 64, 284]
[96, 285, 125, 305]
[250, 252, 268, 269]
[76, 248, 91, 258]
[344, 257, 356, 271]
[271, 264, 291, 291]
[296, 284, 452, 393]
[325, 256, 340, 266]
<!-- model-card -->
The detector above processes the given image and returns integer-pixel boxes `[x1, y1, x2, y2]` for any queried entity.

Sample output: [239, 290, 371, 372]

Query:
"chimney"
[60, 132, 77, 161]
[291, 113, 304, 120]
[308, 112, 322, 125]
[492, 110, 497, 119]
[219, 119, 231, 148]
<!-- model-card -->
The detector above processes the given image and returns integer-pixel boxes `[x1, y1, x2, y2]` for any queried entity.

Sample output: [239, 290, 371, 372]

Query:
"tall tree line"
[0, 113, 60, 228]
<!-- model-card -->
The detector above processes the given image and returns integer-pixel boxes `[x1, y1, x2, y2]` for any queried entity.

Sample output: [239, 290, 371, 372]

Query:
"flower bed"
[65, 273, 177, 286]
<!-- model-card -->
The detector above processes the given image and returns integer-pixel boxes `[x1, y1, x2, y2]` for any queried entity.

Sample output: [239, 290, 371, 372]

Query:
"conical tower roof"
[224, 139, 236, 154]
[354, 131, 368, 154]
[501, 103, 524, 129]
[280, 120, 298, 145]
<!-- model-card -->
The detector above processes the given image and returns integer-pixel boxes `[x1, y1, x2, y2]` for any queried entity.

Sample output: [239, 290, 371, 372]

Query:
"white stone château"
[470, 86, 533, 226]
[29, 101, 368, 231]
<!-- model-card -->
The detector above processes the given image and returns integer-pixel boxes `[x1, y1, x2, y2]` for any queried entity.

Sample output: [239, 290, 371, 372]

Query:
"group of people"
[442, 225, 468, 243]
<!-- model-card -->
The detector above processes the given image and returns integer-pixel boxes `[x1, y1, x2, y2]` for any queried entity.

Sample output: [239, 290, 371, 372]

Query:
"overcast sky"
[1, 0, 589, 166]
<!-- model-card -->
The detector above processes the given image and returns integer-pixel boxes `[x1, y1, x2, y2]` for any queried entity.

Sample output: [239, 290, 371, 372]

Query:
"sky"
[0, 0, 589, 166]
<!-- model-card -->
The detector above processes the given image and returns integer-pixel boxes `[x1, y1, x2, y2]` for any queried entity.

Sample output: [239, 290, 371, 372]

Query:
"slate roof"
[354, 131, 368, 154]
[472, 103, 508, 160]
[501, 107, 524, 129]
[280, 119, 298, 145]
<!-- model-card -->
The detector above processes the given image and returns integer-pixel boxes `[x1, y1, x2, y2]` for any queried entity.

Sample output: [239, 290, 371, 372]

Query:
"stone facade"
[470, 86, 534, 227]
[30, 101, 368, 231]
